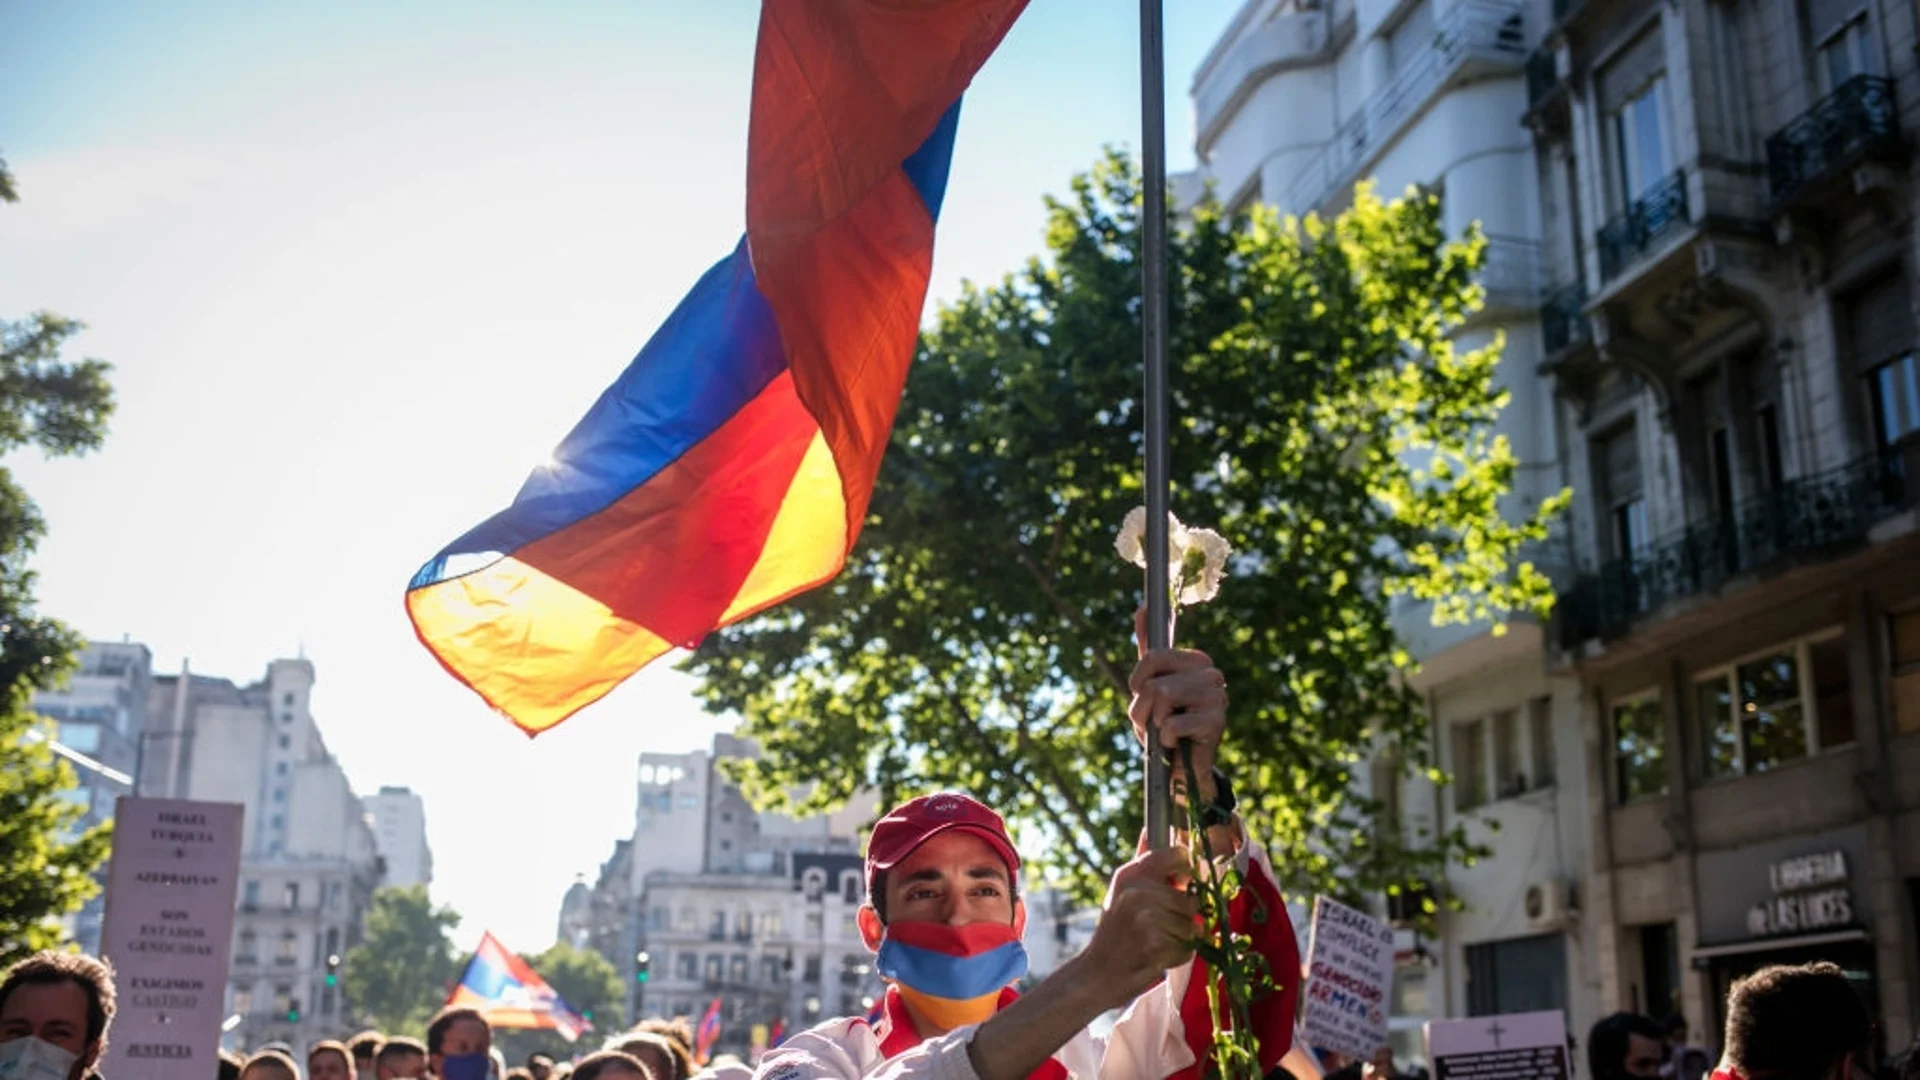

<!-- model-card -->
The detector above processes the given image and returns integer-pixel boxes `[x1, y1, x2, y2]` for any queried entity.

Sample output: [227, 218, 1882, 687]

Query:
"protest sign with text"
[1300, 895, 1395, 1059]
[98, 797, 245, 1080]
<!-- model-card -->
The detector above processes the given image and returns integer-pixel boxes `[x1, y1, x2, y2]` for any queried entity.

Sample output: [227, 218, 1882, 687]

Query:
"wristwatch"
[1197, 766, 1237, 829]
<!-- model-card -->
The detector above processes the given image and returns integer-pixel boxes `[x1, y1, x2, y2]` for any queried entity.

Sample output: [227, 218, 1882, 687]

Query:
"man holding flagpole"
[751, 631, 1299, 1080]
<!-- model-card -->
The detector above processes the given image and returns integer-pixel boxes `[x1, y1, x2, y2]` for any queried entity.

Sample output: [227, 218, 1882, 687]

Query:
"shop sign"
[1747, 850, 1853, 937]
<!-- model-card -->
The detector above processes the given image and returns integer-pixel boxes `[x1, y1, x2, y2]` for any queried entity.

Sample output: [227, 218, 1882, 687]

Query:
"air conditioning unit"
[1524, 880, 1576, 931]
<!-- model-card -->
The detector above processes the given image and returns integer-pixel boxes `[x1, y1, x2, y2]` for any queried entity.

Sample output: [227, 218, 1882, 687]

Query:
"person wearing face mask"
[426, 1007, 494, 1080]
[752, 621, 1301, 1080]
[0, 951, 117, 1080]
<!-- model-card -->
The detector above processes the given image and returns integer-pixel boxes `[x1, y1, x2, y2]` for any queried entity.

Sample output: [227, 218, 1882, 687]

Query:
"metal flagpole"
[1138, 0, 1173, 853]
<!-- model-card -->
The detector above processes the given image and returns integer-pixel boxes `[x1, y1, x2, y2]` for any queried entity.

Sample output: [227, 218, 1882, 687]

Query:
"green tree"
[491, 942, 625, 1064]
[0, 152, 119, 964]
[341, 886, 462, 1035]
[683, 152, 1564, 909]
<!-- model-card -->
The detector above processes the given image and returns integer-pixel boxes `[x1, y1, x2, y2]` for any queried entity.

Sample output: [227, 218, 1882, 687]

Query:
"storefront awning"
[1692, 928, 1870, 961]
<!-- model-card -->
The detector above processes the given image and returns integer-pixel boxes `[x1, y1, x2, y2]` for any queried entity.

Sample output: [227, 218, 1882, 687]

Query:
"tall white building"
[31, 641, 154, 954]
[1189, 0, 1597, 1058]
[364, 785, 433, 888]
[144, 657, 383, 1052]
[568, 733, 879, 1055]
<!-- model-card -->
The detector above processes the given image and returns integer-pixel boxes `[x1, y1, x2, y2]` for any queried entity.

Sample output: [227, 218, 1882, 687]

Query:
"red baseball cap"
[865, 792, 1021, 897]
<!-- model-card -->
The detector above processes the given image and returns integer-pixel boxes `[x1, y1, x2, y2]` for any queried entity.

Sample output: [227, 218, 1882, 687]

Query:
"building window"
[1465, 934, 1569, 1016]
[805, 911, 823, 937]
[1640, 923, 1680, 1021]
[1871, 354, 1920, 447]
[762, 956, 783, 984]
[284, 883, 300, 911]
[841, 872, 861, 904]
[278, 735, 290, 750]
[710, 910, 727, 940]
[283, 692, 294, 706]
[272, 788, 286, 803]
[1695, 632, 1854, 779]
[1892, 609, 1920, 734]
[649, 906, 668, 931]
[1596, 423, 1649, 563]
[729, 955, 749, 983]
[1756, 403, 1786, 490]
[233, 987, 253, 1015]
[273, 985, 293, 1014]
[1529, 696, 1556, 788]
[1610, 75, 1670, 207]
[275, 761, 288, 776]
[278, 930, 298, 961]
[762, 911, 783, 937]
[803, 955, 822, 983]
[270, 814, 284, 831]
[677, 794, 699, 810]
[243, 880, 260, 908]
[1492, 709, 1524, 798]
[1451, 719, 1488, 811]
[678, 907, 697, 933]
[238, 929, 258, 961]
[735, 911, 752, 940]
[1613, 693, 1667, 803]
[58, 723, 101, 753]
[1818, 16, 1875, 92]
[677, 952, 698, 980]
[704, 954, 723, 982]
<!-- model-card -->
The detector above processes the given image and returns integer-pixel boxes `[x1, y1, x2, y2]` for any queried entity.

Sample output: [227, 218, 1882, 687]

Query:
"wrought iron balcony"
[1558, 448, 1916, 646]
[1765, 75, 1901, 205]
[1540, 282, 1589, 354]
[1479, 235, 1545, 310]
[1596, 170, 1688, 282]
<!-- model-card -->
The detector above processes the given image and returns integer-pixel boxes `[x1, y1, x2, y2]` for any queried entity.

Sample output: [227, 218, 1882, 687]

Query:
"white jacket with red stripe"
[749, 835, 1299, 1080]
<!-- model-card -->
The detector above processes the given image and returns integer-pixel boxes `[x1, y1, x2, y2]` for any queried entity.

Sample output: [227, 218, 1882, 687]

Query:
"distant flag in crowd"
[695, 998, 724, 1064]
[768, 1018, 786, 1048]
[445, 931, 592, 1041]
[405, 0, 1032, 735]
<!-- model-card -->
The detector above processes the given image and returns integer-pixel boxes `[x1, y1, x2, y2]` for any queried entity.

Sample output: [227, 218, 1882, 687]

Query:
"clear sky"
[0, 0, 1242, 957]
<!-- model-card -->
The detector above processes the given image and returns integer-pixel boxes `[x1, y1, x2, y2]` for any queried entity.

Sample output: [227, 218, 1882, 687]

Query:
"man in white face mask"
[0, 951, 117, 1080]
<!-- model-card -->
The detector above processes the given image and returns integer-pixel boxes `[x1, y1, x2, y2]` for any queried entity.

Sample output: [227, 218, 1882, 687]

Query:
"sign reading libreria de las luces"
[98, 798, 245, 1080]
[1747, 850, 1853, 937]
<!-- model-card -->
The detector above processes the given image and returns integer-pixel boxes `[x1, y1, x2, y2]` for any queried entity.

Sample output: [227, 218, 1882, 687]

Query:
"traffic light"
[634, 950, 651, 984]
[286, 998, 302, 1023]
[324, 953, 341, 988]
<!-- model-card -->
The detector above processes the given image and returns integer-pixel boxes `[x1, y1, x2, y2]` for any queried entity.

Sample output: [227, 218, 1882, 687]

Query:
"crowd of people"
[4, 637, 1919, 1080]
[0, 950, 742, 1080]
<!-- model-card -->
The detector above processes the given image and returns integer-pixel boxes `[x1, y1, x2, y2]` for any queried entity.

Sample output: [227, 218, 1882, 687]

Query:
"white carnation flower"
[1115, 507, 1230, 606]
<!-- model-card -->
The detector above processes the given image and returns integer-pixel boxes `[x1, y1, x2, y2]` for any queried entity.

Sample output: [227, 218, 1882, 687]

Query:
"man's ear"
[857, 903, 885, 952]
[1013, 897, 1027, 938]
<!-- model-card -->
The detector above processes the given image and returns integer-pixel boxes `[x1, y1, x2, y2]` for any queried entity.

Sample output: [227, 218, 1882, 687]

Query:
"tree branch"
[1009, 542, 1132, 697]
[939, 682, 1108, 886]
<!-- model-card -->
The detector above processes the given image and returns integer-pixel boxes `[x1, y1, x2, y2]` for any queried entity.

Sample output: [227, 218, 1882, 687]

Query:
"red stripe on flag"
[513, 371, 817, 649]
[753, 170, 934, 545]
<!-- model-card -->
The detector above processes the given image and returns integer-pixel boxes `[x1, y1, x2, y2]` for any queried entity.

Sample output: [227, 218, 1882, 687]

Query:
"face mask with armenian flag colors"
[875, 919, 1030, 1029]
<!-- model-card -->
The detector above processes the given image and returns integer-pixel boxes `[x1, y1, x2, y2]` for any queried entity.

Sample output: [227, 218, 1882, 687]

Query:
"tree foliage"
[0, 164, 119, 962]
[683, 152, 1564, 908]
[491, 942, 625, 1064]
[342, 886, 462, 1035]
